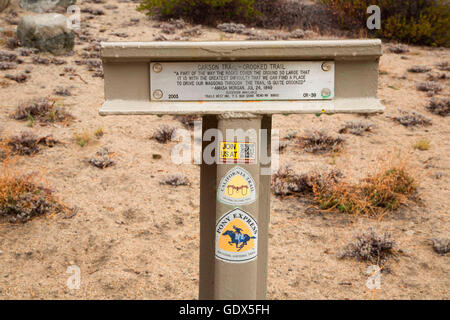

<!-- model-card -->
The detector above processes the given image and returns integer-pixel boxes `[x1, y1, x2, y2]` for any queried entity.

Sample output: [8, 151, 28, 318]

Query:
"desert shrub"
[152, 125, 177, 143]
[432, 238, 449, 254]
[408, 65, 431, 73]
[387, 44, 410, 54]
[12, 97, 73, 124]
[426, 97, 450, 116]
[313, 163, 417, 217]
[339, 121, 375, 135]
[416, 81, 442, 95]
[435, 61, 449, 71]
[88, 148, 115, 169]
[0, 62, 16, 70]
[339, 227, 396, 265]
[393, 110, 432, 127]
[0, 168, 68, 223]
[271, 165, 342, 197]
[427, 72, 448, 81]
[298, 130, 344, 154]
[2, 132, 60, 156]
[321, 0, 450, 47]
[160, 174, 191, 186]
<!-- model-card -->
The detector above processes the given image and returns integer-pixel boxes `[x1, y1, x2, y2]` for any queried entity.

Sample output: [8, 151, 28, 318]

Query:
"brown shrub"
[0, 168, 69, 223]
[3, 132, 60, 156]
[313, 163, 417, 217]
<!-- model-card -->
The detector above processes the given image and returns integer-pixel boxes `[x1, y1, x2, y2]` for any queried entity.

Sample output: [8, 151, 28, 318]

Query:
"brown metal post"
[199, 115, 218, 299]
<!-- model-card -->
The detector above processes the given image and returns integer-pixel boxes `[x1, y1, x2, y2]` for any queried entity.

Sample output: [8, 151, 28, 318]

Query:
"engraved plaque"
[150, 61, 334, 101]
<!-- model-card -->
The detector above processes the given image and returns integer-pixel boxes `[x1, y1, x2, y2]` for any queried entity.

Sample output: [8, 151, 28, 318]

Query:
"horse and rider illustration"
[222, 225, 256, 251]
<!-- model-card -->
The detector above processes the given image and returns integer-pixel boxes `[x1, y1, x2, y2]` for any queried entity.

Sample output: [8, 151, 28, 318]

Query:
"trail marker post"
[100, 40, 384, 300]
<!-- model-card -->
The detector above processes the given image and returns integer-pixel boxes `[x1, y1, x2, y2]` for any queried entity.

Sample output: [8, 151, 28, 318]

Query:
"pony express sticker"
[219, 142, 256, 164]
[216, 208, 258, 263]
[217, 166, 256, 206]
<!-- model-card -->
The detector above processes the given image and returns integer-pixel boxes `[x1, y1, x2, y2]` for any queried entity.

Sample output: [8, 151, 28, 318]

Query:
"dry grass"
[0, 165, 69, 223]
[12, 97, 73, 125]
[74, 131, 91, 147]
[312, 161, 417, 218]
[413, 139, 430, 151]
[94, 127, 104, 138]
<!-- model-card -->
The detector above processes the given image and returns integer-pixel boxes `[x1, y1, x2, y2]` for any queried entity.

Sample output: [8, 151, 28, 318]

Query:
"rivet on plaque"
[153, 89, 163, 100]
[321, 62, 332, 72]
[152, 63, 163, 73]
[321, 88, 332, 98]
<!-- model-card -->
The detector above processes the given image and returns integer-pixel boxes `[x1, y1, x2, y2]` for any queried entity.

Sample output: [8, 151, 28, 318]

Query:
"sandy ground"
[0, 0, 449, 299]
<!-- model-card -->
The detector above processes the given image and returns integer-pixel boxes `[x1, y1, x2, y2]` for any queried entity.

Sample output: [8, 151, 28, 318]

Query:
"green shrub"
[321, 0, 450, 47]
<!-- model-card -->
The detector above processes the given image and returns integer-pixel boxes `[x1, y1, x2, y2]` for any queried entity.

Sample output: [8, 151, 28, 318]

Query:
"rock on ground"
[0, 0, 10, 12]
[17, 13, 74, 55]
[432, 238, 449, 255]
[19, 0, 76, 13]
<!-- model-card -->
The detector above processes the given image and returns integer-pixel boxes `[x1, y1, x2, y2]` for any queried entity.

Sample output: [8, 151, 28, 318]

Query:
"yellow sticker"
[216, 208, 258, 263]
[219, 142, 256, 164]
[217, 166, 256, 206]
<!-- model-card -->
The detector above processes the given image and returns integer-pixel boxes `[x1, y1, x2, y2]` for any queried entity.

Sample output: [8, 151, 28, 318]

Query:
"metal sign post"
[99, 40, 384, 300]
